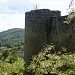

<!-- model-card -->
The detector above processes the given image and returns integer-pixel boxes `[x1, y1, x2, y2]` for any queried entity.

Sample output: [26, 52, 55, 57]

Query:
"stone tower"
[25, 9, 75, 75]
[25, 9, 61, 64]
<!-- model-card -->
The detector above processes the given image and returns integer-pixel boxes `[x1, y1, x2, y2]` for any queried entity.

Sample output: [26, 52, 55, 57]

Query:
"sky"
[0, 0, 73, 32]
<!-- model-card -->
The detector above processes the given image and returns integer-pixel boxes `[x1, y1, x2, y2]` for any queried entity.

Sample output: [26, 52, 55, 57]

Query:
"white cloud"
[0, 0, 32, 14]
[0, 0, 72, 15]
[0, 0, 8, 3]
[0, 13, 25, 32]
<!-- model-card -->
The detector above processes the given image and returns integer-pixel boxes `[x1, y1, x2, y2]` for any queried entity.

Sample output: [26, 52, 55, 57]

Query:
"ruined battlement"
[25, 9, 61, 18]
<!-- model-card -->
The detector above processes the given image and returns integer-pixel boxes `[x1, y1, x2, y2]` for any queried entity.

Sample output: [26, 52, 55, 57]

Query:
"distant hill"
[0, 28, 24, 47]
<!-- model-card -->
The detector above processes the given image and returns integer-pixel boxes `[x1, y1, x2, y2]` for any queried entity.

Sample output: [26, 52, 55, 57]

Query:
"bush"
[0, 49, 25, 75]
[27, 44, 75, 75]
[64, 8, 75, 24]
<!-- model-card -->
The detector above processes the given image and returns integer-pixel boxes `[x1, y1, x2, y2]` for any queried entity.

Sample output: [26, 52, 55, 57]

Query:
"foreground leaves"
[27, 44, 75, 75]
[0, 49, 25, 75]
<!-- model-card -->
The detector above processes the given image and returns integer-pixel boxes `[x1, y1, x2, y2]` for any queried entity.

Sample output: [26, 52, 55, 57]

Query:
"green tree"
[64, 0, 75, 24]
[27, 44, 75, 75]
[0, 49, 25, 75]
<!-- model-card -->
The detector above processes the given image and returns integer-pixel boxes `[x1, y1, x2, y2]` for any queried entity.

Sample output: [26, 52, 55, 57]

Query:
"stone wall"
[58, 17, 75, 52]
[25, 9, 61, 64]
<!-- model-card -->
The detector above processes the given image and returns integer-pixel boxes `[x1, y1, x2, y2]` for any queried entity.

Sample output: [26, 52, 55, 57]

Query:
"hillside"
[0, 28, 24, 47]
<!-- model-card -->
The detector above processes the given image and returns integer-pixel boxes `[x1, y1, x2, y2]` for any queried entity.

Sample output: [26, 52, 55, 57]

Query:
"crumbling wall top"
[25, 9, 61, 17]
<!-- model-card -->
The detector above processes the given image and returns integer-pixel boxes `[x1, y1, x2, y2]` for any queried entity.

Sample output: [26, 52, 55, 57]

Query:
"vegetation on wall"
[64, 0, 75, 24]
[64, 8, 75, 24]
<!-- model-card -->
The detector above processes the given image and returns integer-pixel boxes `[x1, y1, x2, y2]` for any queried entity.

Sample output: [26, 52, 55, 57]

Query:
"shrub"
[27, 44, 75, 75]
[0, 49, 25, 75]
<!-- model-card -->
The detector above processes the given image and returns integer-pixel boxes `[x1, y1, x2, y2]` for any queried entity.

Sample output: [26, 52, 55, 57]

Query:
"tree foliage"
[64, 0, 75, 24]
[27, 44, 75, 75]
[0, 49, 25, 75]
[0, 28, 24, 48]
[64, 8, 75, 24]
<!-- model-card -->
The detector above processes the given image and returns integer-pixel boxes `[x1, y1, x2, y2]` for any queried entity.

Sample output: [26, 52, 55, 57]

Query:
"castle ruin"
[25, 9, 75, 64]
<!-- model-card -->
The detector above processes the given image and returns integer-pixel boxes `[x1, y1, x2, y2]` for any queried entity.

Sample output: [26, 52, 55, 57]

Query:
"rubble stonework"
[25, 9, 75, 64]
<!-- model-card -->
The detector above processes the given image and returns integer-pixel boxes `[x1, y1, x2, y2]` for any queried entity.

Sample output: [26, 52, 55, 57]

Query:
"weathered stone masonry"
[25, 9, 75, 64]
